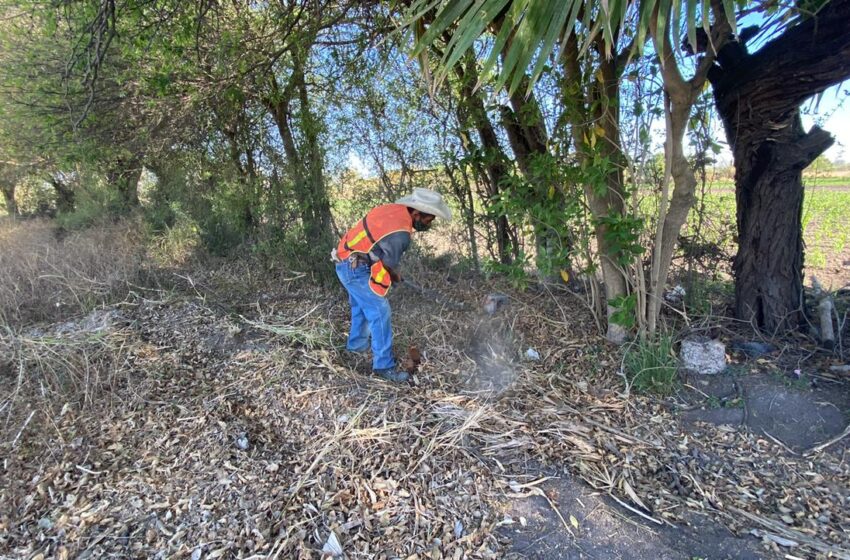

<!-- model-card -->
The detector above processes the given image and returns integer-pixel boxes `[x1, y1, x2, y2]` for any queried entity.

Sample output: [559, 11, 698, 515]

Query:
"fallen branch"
[11, 410, 35, 447]
[608, 492, 664, 526]
[804, 423, 850, 457]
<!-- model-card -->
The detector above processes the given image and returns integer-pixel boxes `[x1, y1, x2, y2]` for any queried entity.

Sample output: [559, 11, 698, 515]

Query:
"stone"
[680, 337, 727, 375]
[729, 340, 776, 359]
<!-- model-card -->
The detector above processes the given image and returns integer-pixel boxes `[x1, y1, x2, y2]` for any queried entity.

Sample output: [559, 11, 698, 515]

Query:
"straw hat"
[395, 188, 452, 222]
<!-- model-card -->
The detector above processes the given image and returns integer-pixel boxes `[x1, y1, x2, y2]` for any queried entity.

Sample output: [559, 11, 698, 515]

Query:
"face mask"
[413, 219, 431, 232]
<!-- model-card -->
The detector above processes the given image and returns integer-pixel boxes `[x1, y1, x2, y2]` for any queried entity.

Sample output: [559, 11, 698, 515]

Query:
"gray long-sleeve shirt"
[368, 231, 411, 269]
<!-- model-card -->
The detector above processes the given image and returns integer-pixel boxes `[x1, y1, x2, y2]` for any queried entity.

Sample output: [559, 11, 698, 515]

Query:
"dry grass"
[0, 217, 144, 325]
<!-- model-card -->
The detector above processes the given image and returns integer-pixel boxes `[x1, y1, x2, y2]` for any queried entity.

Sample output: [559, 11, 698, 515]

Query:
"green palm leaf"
[406, 0, 742, 95]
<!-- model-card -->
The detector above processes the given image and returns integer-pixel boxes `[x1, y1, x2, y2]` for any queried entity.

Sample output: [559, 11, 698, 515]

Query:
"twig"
[804, 423, 850, 456]
[11, 410, 35, 447]
[608, 492, 664, 526]
[763, 430, 799, 455]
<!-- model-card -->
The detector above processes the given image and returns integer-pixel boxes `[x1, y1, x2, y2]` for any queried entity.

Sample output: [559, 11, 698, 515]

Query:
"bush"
[55, 177, 123, 230]
[623, 333, 678, 395]
[146, 203, 202, 266]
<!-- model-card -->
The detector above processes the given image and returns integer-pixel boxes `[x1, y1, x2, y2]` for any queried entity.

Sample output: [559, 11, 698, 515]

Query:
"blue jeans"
[335, 261, 395, 371]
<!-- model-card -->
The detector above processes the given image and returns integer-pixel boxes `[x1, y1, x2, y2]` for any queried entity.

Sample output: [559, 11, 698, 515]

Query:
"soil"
[680, 370, 850, 453]
[498, 369, 850, 560]
[500, 473, 765, 560]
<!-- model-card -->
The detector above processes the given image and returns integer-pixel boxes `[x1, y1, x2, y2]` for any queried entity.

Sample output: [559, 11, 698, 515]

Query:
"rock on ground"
[680, 337, 727, 375]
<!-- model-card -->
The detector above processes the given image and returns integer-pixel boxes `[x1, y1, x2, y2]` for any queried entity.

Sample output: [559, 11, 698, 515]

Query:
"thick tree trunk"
[731, 117, 832, 329]
[708, 0, 850, 331]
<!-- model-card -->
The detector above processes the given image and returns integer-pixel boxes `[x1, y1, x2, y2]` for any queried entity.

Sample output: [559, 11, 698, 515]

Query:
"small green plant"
[609, 293, 637, 329]
[623, 333, 678, 395]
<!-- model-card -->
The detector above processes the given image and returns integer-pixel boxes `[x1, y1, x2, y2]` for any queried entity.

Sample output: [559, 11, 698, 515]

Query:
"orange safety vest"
[337, 204, 413, 297]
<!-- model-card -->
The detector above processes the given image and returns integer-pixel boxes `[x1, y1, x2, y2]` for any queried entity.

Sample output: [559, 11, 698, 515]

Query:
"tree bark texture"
[454, 53, 517, 264]
[563, 36, 629, 344]
[708, 0, 850, 331]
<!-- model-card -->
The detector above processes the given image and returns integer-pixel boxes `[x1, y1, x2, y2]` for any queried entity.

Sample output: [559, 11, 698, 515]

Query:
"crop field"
[677, 186, 850, 288]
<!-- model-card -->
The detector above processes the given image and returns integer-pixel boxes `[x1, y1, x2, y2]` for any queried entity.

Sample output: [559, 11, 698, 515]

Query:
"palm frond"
[406, 0, 743, 96]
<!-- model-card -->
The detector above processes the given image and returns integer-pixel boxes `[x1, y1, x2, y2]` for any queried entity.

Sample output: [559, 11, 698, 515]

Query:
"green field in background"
[671, 188, 850, 271]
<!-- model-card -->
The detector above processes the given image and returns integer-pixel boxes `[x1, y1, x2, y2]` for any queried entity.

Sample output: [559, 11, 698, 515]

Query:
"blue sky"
[801, 84, 849, 163]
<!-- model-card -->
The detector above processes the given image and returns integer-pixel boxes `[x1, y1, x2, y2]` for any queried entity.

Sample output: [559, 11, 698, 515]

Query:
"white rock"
[680, 337, 726, 375]
[525, 348, 541, 361]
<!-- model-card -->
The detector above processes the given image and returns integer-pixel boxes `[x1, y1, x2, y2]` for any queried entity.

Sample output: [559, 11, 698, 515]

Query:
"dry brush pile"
[0, 261, 849, 559]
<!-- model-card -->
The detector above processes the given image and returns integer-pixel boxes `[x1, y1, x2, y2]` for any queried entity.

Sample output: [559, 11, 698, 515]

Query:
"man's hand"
[386, 266, 402, 284]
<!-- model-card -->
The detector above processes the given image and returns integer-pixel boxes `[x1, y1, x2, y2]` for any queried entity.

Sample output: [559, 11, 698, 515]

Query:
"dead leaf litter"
[1, 272, 848, 559]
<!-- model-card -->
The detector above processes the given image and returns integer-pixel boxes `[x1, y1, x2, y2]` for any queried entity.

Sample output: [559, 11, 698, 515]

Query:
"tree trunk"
[263, 53, 332, 270]
[708, 0, 850, 331]
[222, 114, 260, 232]
[562, 36, 629, 344]
[488, 17, 570, 276]
[49, 175, 76, 214]
[731, 117, 831, 330]
[1, 181, 16, 217]
[453, 53, 517, 264]
[106, 158, 142, 211]
[645, 3, 728, 334]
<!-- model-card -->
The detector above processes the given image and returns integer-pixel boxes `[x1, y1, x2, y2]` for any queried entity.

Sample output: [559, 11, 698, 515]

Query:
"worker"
[332, 188, 452, 382]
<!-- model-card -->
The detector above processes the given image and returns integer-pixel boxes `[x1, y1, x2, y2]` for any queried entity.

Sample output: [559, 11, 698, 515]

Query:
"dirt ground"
[499, 367, 850, 560]
[501, 474, 766, 560]
[2, 264, 849, 560]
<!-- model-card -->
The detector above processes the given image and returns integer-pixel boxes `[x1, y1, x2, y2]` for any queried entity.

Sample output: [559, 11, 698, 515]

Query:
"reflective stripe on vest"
[337, 204, 413, 297]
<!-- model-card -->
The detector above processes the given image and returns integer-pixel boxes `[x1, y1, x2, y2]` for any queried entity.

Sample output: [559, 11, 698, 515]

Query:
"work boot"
[373, 367, 410, 383]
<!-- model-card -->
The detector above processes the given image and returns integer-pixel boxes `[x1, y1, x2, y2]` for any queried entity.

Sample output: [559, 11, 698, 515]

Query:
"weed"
[706, 395, 744, 409]
[622, 333, 678, 395]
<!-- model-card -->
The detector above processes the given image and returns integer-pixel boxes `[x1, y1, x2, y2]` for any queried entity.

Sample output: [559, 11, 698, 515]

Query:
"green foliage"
[406, 0, 741, 96]
[596, 213, 646, 266]
[482, 255, 531, 289]
[609, 293, 637, 329]
[56, 177, 127, 230]
[13, 177, 56, 217]
[623, 333, 678, 395]
[147, 203, 201, 265]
